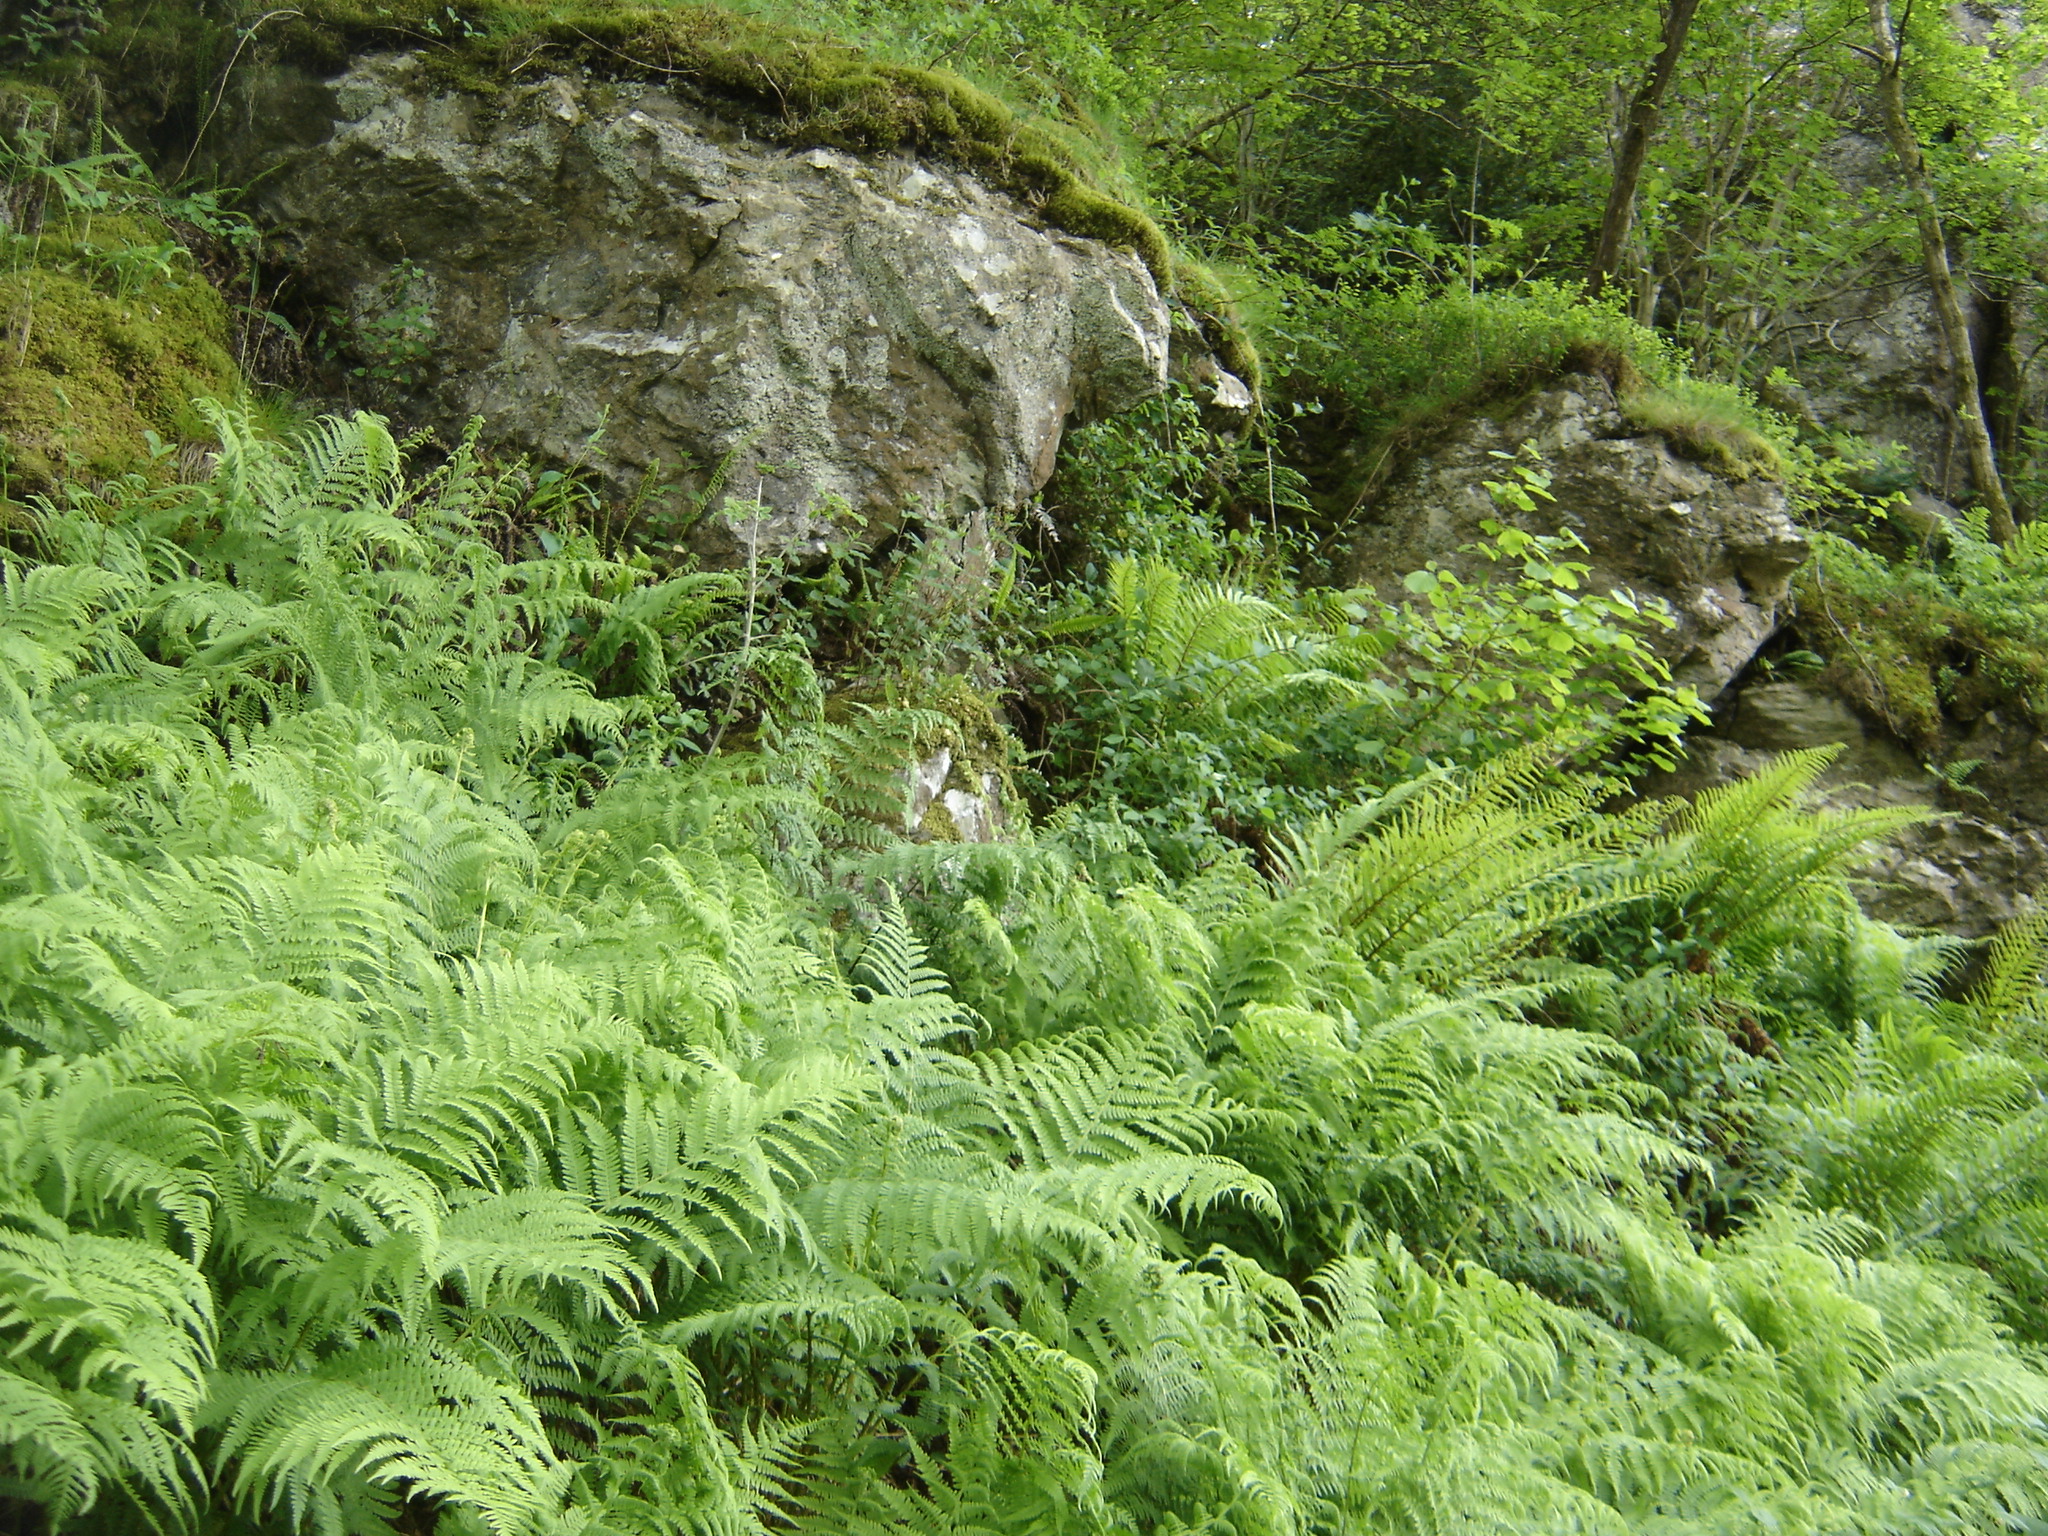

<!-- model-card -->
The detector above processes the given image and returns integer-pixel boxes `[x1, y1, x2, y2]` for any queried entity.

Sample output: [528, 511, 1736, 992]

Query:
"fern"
[1247, 747, 1668, 989]
[1658, 745, 1926, 961]
[5, 403, 2048, 1536]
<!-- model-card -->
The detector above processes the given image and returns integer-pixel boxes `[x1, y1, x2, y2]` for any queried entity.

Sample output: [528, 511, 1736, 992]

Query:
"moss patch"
[922, 673, 1012, 791]
[915, 794, 961, 843]
[1795, 530, 2048, 755]
[0, 210, 238, 495]
[85, 0, 1174, 285]
[1171, 257, 1262, 399]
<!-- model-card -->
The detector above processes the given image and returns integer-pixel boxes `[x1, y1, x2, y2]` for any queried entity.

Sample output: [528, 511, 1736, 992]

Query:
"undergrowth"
[1798, 517, 2048, 753]
[1, 382, 2047, 1534]
[8, 3, 2048, 1530]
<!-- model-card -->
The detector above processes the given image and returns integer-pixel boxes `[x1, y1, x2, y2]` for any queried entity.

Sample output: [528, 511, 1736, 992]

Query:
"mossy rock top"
[90, 0, 1175, 286]
[55, 2, 1268, 390]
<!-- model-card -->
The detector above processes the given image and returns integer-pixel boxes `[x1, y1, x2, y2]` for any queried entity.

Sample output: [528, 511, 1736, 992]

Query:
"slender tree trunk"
[1979, 278, 2032, 524]
[1586, 0, 1702, 299]
[1866, 0, 2017, 542]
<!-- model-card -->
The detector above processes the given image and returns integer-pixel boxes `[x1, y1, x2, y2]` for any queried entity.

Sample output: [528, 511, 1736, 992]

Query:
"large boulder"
[235, 54, 1171, 561]
[1340, 373, 1810, 699]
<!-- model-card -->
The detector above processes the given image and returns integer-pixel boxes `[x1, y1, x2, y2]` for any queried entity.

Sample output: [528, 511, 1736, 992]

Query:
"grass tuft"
[1620, 378, 1785, 479]
[1282, 284, 1792, 516]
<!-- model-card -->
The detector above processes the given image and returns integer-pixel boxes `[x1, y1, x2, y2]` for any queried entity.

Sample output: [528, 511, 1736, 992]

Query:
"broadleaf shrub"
[1033, 459, 1706, 874]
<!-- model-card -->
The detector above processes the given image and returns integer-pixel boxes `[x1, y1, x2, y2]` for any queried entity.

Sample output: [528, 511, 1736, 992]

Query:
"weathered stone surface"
[1773, 133, 1964, 497]
[1858, 818, 2048, 936]
[1768, 123, 2043, 505]
[1341, 374, 1810, 698]
[235, 54, 1170, 561]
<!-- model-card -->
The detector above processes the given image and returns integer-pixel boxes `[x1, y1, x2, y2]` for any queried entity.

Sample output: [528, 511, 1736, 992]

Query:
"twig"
[177, 10, 304, 182]
[1146, 57, 1455, 150]
[568, 26, 691, 76]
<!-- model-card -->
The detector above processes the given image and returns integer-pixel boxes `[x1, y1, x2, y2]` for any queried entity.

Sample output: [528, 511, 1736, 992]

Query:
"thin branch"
[1147, 56, 1454, 149]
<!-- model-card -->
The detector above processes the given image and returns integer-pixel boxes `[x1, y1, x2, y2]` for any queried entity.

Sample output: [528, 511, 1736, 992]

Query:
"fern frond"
[1663, 746, 1925, 956]
[209, 1342, 567, 1535]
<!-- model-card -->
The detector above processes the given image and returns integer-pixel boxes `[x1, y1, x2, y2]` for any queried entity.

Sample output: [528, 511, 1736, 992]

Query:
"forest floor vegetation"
[9, 0, 2048, 1531]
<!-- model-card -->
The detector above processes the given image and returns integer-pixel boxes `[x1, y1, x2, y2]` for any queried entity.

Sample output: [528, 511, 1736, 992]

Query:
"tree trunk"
[1979, 279, 2032, 523]
[1586, 0, 1702, 300]
[1866, 0, 2017, 543]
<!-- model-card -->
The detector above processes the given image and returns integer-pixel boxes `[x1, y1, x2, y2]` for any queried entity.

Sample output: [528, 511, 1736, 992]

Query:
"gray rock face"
[237, 54, 1170, 560]
[1652, 681, 2048, 937]
[1341, 374, 1810, 698]
[1770, 135, 1958, 493]
[904, 743, 1008, 843]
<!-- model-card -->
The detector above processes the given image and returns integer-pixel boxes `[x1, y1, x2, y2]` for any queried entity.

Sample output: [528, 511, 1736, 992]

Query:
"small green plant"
[1755, 647, 1827, 683]
[416, 2, 484, 37]
[73, 229, 184, 294]
[322, 257, 436, 392]
[1040, 380, 1310, 579]
[1927, 755, 1989, 799]
[1825, 432, 1920, 499]
[2, 0, 106, 55]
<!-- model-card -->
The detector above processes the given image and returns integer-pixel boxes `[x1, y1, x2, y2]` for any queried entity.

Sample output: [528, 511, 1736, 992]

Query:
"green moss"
[915, 795, 962, 842]
[922, 674, 1011, 786]
[86, 0, 1173, 284]
[914, 678, 1013, 842]
[1041, 179, 1170, 281]
[1170, 257, 1262, 398]
[1793, 532, 2048, 754]
[0, 210, 238, 495]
